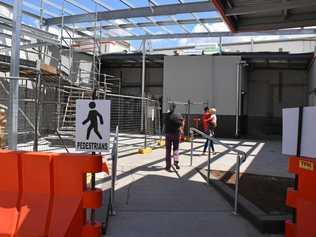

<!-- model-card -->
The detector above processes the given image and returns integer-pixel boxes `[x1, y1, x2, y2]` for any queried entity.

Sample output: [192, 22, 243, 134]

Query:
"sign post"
[75, 98, 111, 225]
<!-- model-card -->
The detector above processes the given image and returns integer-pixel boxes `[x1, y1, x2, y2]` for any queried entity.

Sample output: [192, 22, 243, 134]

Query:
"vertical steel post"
[141, 39, 146, 131]
[235, 63, 241, 138]
[158, 102, 162, 141]
[33, 74, 41, 151]
[187, 100, 191, 138]
[207, 140, 211, 184]
[33, 0, 44, 152]
[90, 89, 97, 224]
[57, 0, 65, 131]
[144, 99, 147, 148]
[8, 0, 22, 149]
[250, 38, 254, 52]
[190, 130, 193, 166]
[233, 154, 241, 215]
[111, 125, 119, 212]
[219, 36, 223, 54]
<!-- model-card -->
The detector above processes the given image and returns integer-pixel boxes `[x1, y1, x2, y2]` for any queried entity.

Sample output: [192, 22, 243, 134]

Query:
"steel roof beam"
[0, 16, 58, 44]
[225, 0, 316, 16]
[23, 0, 57, 17]
[44, 1, 215, 25]
[177, 0, 210, 33]
[0, 31, 31, 43]
[92, 0, 137, 36]
[75, 29, 316, 41]
[237, 13, 316, 31]
[0, 1, 41, 20]
[75, 18, 222, 31]
[149, 0, 190, 34]
[119, 0, 171, 35]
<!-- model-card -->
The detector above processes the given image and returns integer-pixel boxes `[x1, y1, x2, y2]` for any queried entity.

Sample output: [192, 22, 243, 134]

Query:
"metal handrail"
[189, 127, 247, 215]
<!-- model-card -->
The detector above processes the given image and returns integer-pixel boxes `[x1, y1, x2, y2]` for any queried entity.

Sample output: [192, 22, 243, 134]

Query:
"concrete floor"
[18, 134, 289, 236]
[25, 134, 290, 178]
[188, 138, 291, 178]
[93, 139, 286, 237]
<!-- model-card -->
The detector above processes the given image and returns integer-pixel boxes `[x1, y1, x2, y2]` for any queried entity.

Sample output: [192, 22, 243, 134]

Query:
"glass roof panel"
[102, 0, 129, 10]
[174, 13, 195, 20]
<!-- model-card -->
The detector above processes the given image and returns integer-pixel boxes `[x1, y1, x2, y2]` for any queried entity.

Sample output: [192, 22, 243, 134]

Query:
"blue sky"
[1, 0, 314, 50]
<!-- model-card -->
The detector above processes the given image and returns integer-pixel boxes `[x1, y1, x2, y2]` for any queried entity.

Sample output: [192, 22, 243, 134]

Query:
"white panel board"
[282, 106, 316, 158]
[75, 100, 111, 152]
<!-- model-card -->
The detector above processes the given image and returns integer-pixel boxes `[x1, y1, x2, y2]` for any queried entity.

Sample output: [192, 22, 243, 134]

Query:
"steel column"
[235, 63, 241, 138]
[141, 39, 146, 132]
[8, 0, 22, 149]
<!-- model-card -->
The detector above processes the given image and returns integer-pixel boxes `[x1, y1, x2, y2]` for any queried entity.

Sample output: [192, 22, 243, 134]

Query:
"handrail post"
[190, 127, 246, 215]
[207, 141, 211, 184]
[233, 154, 241, 215]
[111, 126, 119, 215]
[190, 130, 193, 166]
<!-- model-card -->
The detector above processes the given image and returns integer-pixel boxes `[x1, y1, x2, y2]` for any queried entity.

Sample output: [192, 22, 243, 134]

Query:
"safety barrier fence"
[286, 156, 316, 237]
[0, 76, 161, 153]
[189, 127, 247, 215]
[0, 76, 64, 151]
[0, 150, 109, 236]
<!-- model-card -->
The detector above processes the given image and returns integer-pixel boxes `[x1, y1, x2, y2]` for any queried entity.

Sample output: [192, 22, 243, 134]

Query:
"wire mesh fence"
[0, 76, 66, 151]
[108, 94, 161, 149]
[0, 78, 161, 153]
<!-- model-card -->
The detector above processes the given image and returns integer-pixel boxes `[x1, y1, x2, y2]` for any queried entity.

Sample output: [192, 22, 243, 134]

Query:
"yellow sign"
[299, 160, 314, 171]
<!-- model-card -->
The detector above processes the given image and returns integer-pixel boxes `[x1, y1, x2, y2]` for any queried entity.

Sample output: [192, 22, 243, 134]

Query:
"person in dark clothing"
[202, 107, 217, 155]
[164, 103, 184, 171]
[82, 101, 104, 140]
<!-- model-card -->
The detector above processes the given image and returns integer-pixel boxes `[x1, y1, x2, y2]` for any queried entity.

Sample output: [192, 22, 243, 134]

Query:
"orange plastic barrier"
[0, 150, 109, 237]
[286, 156, 316, 237]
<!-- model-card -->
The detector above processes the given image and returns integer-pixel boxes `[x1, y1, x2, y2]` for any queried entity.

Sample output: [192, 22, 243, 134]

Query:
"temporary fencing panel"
[107, 94, 142, 133]
[0, 76, 161, 153]
[0, 77, 68, 151]
[144, 99, 161, 147]
[0, 150, 109, 237]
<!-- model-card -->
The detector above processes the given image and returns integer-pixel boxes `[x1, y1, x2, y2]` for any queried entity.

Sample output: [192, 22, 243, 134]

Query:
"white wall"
[163, 55, 241, 115]
[308, 59, 316, 106]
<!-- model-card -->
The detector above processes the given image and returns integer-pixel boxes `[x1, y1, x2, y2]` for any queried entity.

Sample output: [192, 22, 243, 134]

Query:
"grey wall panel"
[247, 69, 308, 117]
[105, 67, 163, 98]
[212, 56, 241, 115]
[163, 55, 241, 115]
[246, 68, 308, 137]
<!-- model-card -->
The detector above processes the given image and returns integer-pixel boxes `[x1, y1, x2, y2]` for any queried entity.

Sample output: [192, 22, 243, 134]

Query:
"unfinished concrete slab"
[103, 148, 284, 237]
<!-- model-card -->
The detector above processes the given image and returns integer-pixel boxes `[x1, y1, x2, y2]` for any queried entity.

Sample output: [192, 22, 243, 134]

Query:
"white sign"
[282, 106, 316, 159]
[75, 100, 111, 152]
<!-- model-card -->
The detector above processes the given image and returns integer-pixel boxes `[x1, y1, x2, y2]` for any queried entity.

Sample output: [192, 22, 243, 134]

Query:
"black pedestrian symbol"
[82, 101, 104, 140]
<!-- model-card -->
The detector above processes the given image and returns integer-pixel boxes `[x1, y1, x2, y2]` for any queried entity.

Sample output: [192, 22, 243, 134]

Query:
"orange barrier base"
[285, 157, 316, 237]
[0, 150, 109, 237]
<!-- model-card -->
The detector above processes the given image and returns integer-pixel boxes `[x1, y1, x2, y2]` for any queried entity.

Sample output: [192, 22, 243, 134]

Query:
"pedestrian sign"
[75, 100, 111, 152]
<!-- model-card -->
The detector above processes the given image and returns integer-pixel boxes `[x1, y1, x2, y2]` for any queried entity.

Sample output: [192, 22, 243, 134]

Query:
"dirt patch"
[210, 170, 294, 215]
